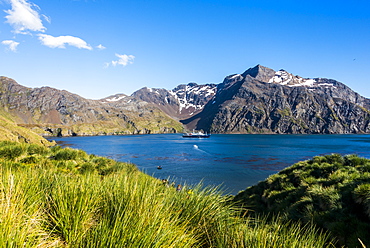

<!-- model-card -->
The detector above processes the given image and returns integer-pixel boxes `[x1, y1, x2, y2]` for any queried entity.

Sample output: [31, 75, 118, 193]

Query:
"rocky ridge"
[132, 83, 217, 120]
[0, 77, 183, 136]
[182, 65, 370, 134]
[1, 64, 369, 136]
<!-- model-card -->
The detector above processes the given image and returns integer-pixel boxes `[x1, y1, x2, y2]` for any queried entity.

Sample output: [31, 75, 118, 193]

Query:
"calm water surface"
[51, 134, 370, 194]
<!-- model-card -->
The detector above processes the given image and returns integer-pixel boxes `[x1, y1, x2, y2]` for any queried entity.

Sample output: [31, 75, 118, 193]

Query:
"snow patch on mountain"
[290, 78, 316, 87]
[146, 87, 161, 95]
[230, 74, 243, 80]
[170, 83, 216, 114]
[318, 83, 335, 88]
[268, 70, 294, 85]
[100, 94, 128, 103]
[268, 70, 336, 89]
[105, 95, 127, 102]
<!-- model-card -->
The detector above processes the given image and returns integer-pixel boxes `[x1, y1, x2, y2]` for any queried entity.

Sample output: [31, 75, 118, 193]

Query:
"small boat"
[182, 130, 211, 138]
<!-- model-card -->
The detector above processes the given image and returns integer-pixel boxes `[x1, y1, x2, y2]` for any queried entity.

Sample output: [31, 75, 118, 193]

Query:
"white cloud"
[107, 53, 135, 67]
[1, 39, 20, 52]
[38, 34, 92, 50]
[4, 0, 46, 34]
[42, 14, 51, 24]
[96, 44, 106, 50]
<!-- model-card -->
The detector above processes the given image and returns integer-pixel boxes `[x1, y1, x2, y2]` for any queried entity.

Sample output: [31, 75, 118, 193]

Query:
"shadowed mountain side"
[180, 75, 245, 132]
[180, 111, 208, 131]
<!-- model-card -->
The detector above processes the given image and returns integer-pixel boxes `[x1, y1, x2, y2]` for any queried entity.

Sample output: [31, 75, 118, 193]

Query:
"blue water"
[51, 134, 370, 195]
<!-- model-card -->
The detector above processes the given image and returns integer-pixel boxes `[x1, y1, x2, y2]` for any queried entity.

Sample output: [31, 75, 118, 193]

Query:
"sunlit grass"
[0, 142, 335, 247]
[235, 153, 370, 247]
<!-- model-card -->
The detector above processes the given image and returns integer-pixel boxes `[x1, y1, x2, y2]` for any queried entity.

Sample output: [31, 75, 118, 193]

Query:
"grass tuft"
[0, 142, 335, 247]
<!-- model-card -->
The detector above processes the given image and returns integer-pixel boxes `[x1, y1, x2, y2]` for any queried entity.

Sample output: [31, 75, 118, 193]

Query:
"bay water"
[51, 134, 370, 195]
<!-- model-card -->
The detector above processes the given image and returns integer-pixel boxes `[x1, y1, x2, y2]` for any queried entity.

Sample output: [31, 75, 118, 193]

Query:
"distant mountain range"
[0, 77, 182, 136]
[1, 64, 370, 136]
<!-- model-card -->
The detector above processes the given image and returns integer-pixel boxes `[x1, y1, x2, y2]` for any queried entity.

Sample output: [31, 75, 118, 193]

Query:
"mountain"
[2, 64, 370, 136]
[0, 76, 183, 137]
[130, 65, 370, 134]
[132, 83, 217, 120]
[178, 65, 370, 134]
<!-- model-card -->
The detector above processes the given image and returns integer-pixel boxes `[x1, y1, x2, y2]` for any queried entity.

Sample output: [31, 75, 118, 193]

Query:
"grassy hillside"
[233, 154, 370, 247]
[0, 142, 335, 247]
[0, 115, 54, 146]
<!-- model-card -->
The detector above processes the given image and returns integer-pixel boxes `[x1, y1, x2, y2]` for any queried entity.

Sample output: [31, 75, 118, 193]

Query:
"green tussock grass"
[0, 142, 335, 247]
[234, 153, 370, 247]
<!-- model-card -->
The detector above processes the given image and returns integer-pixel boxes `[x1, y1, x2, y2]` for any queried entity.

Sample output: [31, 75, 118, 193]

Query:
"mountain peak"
[240, 66, 338, 91]
[241, 65, 276, 82]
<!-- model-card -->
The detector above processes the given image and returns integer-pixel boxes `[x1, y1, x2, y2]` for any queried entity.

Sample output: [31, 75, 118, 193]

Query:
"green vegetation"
[234, 153, 370, 247]
[19, 114, 184, 136]
[0, 115, 54, 146]
[0, 142, 334, 247]
[277, 108, 292, 117]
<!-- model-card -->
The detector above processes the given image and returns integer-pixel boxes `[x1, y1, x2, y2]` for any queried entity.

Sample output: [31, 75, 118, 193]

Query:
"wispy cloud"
[106, 53, 135, 67]
[3, 0, 104, 57]
[4, 0, 46, 34]
[42, 14, 51, 24]
[96, 44, 106, 50]
[38, 34, 93, 50]
[1, 39, 20, 51]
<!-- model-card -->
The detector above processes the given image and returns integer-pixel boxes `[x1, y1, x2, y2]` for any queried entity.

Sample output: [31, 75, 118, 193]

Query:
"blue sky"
[1, 0, 370, 99]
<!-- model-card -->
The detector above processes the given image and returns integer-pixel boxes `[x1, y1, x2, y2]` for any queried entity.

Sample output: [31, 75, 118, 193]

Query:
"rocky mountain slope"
[181, 65, 370, 134]
[133, 65, 370, 134]
[2, 64, 369, 136]
[132, 83, 217, 120]
[0, 77, 183, 136]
